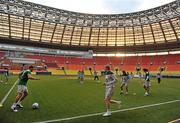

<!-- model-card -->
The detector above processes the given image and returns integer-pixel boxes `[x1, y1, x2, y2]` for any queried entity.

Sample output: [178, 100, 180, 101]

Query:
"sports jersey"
[122, 72, 128, 82]
[144, 72, 150, 81]
[105, 71, 117, 88]
[18, 70, 31, 86]
[157, 73, 161, 78]
[5, 70, 9, 76]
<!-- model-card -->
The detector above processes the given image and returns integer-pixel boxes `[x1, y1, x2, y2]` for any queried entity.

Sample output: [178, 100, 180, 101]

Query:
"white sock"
[17, 101, 21, 104]
[12, 103, 17, 107]
[111, 100, 119, 103]
[107, 109, 110, 112]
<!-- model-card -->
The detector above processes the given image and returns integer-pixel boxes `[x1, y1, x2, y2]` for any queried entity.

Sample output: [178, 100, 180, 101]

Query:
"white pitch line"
[35, 99, 180, 123]
[0, 79, 18, 107]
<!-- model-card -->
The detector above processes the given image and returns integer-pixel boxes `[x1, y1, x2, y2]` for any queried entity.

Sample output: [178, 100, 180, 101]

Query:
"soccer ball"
[32, 103, 39, 109]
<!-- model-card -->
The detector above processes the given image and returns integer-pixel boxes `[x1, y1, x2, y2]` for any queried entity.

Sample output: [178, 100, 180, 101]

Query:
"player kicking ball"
[11, 65, 40, 112]
[143, 68, 151, 96]
[103, 66, 121, 117]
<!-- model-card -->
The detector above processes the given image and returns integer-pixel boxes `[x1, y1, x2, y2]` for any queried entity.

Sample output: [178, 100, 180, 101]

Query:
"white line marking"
[0, 79, 18, 107]
[35, 99, 180, 123]
[168, 118, 180, 123]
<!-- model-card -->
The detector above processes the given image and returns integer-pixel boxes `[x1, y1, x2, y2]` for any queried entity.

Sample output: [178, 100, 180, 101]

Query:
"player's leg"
[144, 83, 149, 96]
[103, 98, 111, 116]
[80, 77, 84, 84]
[96, 76, 98, 80]
[120, 83, 125, 94]
[4, 75, 8, 84]
[146, 82, 150, 94]
[110, 99, 122, 109]
[125, 83, 128, 94]
[17, 91, 28, 108]
[11, 92, 23, 112]
[103, 87, 113, 116]
[97, 76, 99, 80]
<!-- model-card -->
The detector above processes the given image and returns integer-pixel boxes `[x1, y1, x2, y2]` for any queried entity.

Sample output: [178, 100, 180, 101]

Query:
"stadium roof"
[0, 0, 179, 53]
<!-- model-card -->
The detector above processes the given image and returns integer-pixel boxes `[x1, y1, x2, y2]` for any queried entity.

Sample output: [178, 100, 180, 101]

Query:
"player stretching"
[11, 66, 40, 112]
[143, 68, 151, 96]
[120, 71, 129, 95]
[103, 66, 121, 117]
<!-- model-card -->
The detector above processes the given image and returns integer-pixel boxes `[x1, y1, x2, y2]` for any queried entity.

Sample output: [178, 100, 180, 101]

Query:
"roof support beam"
[22, 17, 25, 39]
[141, 25, 146, 45]
[79, 27, 83, 46]
[159, 22, 167, 43]
[60, 25, 66, 44]
[106, 28, 108, 46]
[149, 24, 156, 44]
[115, 27, 117, 46]
[28, 18, 32, 40]
[88, 27, 92, 46]
[124, 27, 126, 46]
[50, 23, 57, 43]
[97, 28, 100, 46]
[69, 26, 75, 45]
[8, 14, 11, 38]
[132, 26, 135, 45]
[39, 21, 45, 42]
[169, 19, 179, 42]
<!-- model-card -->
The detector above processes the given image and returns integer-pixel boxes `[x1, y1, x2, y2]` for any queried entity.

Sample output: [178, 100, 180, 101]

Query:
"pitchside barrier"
[161, 75, 180, 78]
[36, 71, 52, 75]
[133, 74, 180, 79]
[0, 70, 7, 74]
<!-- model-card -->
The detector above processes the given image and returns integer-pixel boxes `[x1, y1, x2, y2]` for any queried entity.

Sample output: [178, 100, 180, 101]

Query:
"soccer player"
[77, 70, 81, 80]
[79, 70, 84, 84]
[120, 71, 129, 95]
[103, 66, 121, 117]
[0, 68, 9, 84]
[93, 71, 99, 81]
[11, 65, 40, 112]
[143, 68, 151, 96]
[4, 68, 9, 84]
[157, 72, 161, 84]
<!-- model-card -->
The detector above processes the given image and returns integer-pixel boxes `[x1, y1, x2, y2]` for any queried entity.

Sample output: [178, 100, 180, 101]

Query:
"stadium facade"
[0, 0, 179, 53]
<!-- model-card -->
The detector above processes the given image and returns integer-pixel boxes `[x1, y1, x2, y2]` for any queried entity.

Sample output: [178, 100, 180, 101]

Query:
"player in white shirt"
[103, 66, 121, 117]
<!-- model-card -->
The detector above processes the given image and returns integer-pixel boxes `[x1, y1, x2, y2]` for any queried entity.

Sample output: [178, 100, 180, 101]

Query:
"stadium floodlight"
[96, 54, 106, 56]
[106, 54, 115, 57]
[156, 52, 168, 55]
[169, 51, 180, 54]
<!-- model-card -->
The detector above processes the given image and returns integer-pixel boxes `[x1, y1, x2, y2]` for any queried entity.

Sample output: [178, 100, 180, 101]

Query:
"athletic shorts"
[105, 86, 114, 99]
[144, 81, 150, 87]
[17, 85, 28, 93]
[122, 81, 128, 86]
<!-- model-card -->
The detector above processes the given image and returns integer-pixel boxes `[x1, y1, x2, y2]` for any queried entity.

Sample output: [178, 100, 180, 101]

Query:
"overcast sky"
[24, 0, 174, 14]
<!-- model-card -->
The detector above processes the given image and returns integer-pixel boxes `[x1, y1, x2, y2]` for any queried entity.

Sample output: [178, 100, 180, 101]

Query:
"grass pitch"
[0, 75, 180, 123]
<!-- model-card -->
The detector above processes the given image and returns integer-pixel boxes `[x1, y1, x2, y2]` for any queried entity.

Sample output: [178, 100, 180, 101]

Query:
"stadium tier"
[0, 50, 179, 72]
[24, 53, 180, 72]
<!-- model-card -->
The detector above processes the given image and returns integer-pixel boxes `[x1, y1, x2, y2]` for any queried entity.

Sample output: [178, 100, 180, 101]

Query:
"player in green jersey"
[11, 65, 40, 112]
[143, 68, 151, 96]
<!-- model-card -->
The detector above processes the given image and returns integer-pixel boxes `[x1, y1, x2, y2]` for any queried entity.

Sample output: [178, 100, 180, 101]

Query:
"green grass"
[0, 75, 180, 123]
